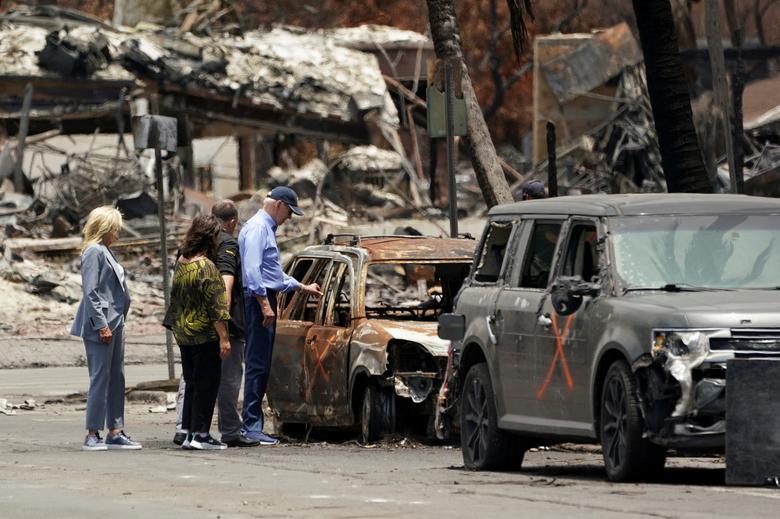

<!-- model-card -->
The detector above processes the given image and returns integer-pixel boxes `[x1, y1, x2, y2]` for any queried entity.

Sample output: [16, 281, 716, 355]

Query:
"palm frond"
[506, 0, 535, 59]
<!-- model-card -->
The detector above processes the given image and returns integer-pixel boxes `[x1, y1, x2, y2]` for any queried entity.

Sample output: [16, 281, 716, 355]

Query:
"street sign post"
[134, 114, 178, 380]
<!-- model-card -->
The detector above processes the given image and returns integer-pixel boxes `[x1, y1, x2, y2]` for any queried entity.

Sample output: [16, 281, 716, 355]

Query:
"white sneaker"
[83, 432, 107, 451]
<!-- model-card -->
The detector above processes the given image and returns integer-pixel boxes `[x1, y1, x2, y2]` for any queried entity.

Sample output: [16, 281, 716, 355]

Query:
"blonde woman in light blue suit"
[70, 206, 141, 451]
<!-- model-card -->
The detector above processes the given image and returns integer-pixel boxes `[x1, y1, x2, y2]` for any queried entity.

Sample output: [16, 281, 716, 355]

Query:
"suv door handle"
[538, 313, 552, 328]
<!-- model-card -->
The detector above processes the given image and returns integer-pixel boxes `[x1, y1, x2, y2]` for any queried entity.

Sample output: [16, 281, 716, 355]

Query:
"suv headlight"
[651, 329, 730, 358]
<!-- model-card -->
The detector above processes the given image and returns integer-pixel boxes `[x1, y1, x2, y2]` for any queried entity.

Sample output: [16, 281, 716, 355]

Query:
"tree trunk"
[426, 0, 514, 207]
[631, 0, 712, 193]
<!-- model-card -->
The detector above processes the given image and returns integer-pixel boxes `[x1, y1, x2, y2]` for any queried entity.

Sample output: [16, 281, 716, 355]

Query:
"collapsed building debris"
[527, 23, 666, 194]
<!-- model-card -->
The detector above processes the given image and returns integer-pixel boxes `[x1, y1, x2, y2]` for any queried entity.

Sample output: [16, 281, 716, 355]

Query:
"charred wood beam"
[0, 112, 132, 136]
[157, 87, 369, 143]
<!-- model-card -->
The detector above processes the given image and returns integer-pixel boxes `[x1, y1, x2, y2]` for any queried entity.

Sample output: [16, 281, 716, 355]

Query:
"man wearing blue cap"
[238, 186, 322, 445]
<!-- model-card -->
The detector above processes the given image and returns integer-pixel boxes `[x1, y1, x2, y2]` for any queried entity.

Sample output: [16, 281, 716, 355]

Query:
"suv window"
[519, 222, 562, 288]
[560, 223, 599, 282]
[474, 221, 513, 283]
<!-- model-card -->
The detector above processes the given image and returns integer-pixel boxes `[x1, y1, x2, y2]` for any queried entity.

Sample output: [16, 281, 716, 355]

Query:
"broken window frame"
[279, 256, 316, 317]
[558, 219, 600, 283]
[320, 259, 355, 328]
[471, 220, 516, 285]
[517, 219, 564, 290]
[285, 257, 332, 323]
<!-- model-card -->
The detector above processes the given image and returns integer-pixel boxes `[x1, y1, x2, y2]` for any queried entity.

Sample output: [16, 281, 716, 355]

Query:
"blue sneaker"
[82, 432, 107, 451]
[106, 431, 142, 450]
[244, 431, 279, 445]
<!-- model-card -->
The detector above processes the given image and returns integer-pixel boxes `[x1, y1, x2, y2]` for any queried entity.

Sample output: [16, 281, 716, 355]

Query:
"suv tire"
[600, 360, 666, 482]
[460, 363, 525, 470]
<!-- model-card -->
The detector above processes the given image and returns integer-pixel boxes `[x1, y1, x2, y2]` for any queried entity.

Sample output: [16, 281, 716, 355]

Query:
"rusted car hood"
[370, 319, 450, 357]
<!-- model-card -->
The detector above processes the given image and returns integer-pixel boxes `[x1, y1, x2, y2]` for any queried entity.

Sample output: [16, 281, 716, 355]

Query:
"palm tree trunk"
[631, 0, 712, 192]
[426, 0, 514, 207]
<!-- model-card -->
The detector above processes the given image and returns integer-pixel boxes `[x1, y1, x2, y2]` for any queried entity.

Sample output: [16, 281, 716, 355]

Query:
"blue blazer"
[70, 244, 131, 342]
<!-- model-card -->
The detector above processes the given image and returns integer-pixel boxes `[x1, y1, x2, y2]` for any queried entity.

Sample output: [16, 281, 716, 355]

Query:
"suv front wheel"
[600, 360, 666, 482]
[460, 363, 525, 470]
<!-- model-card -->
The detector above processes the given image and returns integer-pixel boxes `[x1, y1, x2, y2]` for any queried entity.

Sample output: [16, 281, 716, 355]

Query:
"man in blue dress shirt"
[239, 186, 322, 444]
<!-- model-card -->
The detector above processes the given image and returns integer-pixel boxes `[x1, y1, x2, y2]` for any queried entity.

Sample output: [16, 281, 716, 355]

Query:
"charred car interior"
[267, 235, 476, 442]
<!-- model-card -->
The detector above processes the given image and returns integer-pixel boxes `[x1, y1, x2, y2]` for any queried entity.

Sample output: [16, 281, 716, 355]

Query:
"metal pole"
[13, 83, 33, 193]
[546, 121, 558, 197]
[705, 0, 737, 192]
[445, 62, 458, 238]
[152, 121, 175, 380]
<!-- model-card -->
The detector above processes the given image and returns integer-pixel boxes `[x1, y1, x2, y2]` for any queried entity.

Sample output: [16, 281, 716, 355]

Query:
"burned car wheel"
[460, 363, 525, 470]
[600, 360, 666, 482]
[360, 384, 394, 443]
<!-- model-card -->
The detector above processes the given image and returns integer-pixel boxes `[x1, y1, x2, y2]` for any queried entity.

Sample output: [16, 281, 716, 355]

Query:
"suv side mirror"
[438, 313, 465, 341]
[551, 276, 600, 316]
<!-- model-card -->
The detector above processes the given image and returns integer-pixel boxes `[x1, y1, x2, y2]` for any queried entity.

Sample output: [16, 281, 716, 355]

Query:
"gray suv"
[437, 194, 780, 481]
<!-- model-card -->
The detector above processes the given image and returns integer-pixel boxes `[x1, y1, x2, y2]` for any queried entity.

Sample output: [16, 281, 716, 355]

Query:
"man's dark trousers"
[241, 291, 277, 435]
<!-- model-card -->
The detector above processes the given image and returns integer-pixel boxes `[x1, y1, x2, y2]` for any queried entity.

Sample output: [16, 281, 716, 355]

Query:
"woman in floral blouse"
[165, 215, 231, 450]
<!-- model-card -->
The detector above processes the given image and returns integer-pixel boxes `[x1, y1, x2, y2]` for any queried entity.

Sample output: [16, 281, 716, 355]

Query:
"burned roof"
[539, 23, 643, 104]
[490, 194, 780, 218]
[309, 236, 476, 263]
[324, 25, 432, 50]
[357, 237, 476, 263]
[0, 6, 401, 128]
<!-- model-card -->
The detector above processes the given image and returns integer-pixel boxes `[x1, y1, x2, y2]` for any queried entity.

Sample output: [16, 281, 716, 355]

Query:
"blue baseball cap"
[268, 186, 304, 216]
[521, 180, 546, 199]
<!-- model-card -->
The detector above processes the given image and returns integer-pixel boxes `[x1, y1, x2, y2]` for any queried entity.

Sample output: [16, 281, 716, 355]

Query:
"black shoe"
[173, 431, 187, 446]
[223, 435, 261, 448]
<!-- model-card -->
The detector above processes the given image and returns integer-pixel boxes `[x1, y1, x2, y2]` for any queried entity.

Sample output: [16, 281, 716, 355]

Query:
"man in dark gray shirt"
[211, 200, 260, 447]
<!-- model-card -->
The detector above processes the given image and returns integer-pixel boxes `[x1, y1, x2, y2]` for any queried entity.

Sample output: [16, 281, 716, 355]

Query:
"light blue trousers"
[84, 325, 125, 431]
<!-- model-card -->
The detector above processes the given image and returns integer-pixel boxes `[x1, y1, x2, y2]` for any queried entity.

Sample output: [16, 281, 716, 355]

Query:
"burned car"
[437, 194, 780, 481]
[267, 234, 476, 442]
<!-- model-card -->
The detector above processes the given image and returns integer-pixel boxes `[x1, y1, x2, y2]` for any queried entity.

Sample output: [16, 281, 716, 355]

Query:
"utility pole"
[705, 0, 738, 192]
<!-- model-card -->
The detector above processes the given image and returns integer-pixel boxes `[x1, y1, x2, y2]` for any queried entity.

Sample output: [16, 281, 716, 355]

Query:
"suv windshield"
[610, 214, 780, 290]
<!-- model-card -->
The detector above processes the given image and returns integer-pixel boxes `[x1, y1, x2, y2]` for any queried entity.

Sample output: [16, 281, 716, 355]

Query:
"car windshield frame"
[607, 213, 780, 292]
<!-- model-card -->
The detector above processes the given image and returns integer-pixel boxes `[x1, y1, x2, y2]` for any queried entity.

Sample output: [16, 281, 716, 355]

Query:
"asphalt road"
[1, 369, 779, 519]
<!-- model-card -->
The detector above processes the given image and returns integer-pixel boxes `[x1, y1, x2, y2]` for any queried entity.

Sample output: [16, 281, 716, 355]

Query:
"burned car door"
[493, 218, 563, 430]
[304, 257, 355, 426]
[269, 256, 331, 423]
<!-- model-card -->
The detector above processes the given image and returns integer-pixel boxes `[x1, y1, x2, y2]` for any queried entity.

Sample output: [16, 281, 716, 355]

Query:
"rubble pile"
[0, 248, 171, 338]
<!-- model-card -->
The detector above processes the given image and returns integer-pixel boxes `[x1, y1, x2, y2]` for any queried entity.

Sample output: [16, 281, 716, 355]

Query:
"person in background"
[519, 179, 547, 200]
[71, 206, 141, 451]
[239, 187, 322, 445]
[165, 215, 231, 450]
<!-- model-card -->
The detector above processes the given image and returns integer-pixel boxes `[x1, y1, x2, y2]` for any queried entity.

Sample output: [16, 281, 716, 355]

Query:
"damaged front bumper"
[632, 328, 778, 450]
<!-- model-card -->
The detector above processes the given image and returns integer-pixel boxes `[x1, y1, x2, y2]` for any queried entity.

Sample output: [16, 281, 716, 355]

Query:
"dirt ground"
[1, 398, 779, 519]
